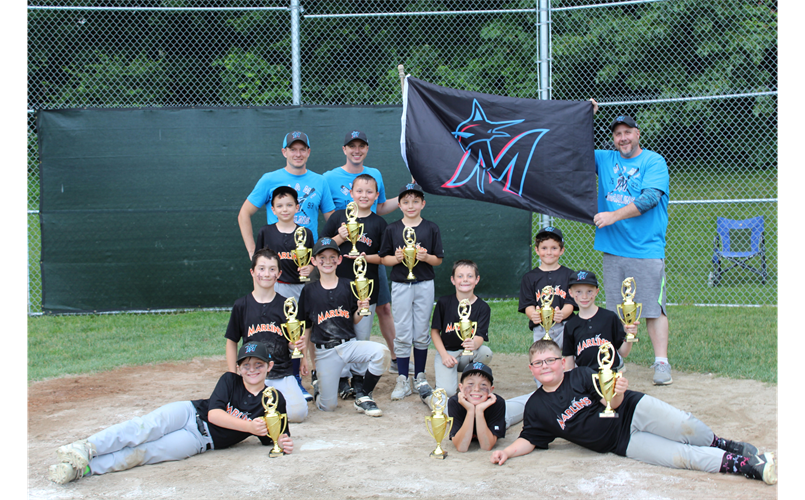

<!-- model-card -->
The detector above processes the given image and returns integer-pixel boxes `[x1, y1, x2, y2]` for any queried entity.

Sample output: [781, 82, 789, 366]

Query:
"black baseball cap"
[237, 341, 272, 365]
[312, 237, 340, 256]
[344, 130, 369, 146]
[283, 131, 311, 148]
[610, 115, 639, 131]
[569, 270, 599, 288]
[399, 182, 425, 198]
[461, 362, 494, 384]
[536, 226, 563, 243]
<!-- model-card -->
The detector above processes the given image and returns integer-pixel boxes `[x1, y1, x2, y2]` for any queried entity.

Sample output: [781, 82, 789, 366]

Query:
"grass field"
[28, 301, 777, 384]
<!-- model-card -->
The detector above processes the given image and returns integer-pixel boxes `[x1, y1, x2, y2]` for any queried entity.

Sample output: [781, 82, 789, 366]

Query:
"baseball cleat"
[354, 393, 383, 417]
[338, 377, 355, 400]
[717, 438, 759, 458]
[391, 374, 413, 400]
[56, 439, 95, 471]
[650, 361, 673, 385]
[414, 372, 433, 404]
[48, 463, 84, 484]
[743, 452, 777, 484]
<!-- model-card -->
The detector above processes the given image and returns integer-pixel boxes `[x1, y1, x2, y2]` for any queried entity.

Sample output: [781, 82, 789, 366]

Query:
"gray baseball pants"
[314, 339, 389, 411]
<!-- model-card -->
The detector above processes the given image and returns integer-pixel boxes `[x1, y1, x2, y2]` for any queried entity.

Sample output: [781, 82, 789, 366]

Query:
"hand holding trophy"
[281, 297, 306, 359]
[591, 342, 622, 418]
[350, 255, 374, 316]
[616, 277, 642, 343]
[261, 386, 289, 457]
[345, 201, 364, 257]
[424, 388, 453, 459]
[454, 298, 477, 357]
[291, 227, 312, 282]
[539, 285, 556, 341]
[402, 226, 418, 280]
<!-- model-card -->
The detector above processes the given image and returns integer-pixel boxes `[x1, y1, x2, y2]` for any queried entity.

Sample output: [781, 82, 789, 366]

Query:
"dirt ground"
[28, 344, 778, 500]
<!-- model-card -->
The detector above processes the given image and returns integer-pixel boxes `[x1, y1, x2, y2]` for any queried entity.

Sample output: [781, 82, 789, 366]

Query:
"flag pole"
[398, 64, 416, 184]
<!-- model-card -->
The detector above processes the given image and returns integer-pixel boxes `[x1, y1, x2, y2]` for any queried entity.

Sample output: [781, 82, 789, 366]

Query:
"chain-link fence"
[27, 0, 777, 314]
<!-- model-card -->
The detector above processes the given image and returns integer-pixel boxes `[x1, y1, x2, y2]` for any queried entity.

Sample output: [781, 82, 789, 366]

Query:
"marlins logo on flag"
[400, 77, 597, 224]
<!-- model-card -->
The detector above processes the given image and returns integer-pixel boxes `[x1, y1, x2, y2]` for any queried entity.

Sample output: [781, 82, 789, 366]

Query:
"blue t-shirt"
[322, 166, 388, 212]
[594, 149, 669, 259]
[246, 169, 336, 242]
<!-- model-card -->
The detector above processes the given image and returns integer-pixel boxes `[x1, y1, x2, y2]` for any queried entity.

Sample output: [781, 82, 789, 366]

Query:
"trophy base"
[269, 448, 285, 458]
[299, 277, 310, 282]
[291, 352, 304, 359]
[541, 333, 552, 341]
[599, 411, 618, 418]
[461, 350, 473, 357]
[625, 336, 638, 343]
[429, 451, 447, 460]
[349, 250, 361, 257]
[359, 309, 371, 316]
[406, 274, 416, 281]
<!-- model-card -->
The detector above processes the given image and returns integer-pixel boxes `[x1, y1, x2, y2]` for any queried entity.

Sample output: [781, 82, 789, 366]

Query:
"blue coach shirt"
[322, 166, 388, 212]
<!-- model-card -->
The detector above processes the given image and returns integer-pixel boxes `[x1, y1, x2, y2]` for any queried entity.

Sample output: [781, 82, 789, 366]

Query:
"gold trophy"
[402, 226, 418, 280]
[261, 386, 288, 457]
[350, 255, 374, 316]
[281, 297, 306, 359]
[591, 342, 622, 418]
[291, 227, 312, 282]
[345, 201, 364, 257]
[538, 285, 556, 341]
[616, 277, 642, 343]
[424, 388, 453, 459]
[454, 298, 477, 357]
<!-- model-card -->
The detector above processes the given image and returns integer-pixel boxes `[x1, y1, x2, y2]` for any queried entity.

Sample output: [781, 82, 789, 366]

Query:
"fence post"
[291, 0, 301, 105]
[538, 0, 553, 232]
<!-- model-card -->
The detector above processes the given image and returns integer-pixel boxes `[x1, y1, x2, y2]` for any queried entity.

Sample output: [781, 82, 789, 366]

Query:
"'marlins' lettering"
[556, 397, 592, 430]
[247, 322, 283, 337]
[577, 334, 607, 356]
[317, 306, 351, 324]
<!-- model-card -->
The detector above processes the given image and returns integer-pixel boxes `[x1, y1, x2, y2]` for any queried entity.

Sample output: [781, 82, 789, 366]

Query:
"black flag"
[400, 77, 596, 224]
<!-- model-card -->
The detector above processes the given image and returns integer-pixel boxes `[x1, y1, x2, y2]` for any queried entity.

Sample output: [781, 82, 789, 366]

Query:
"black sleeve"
[378, 224, 395, 257]
[430, 297, 446, 331]
[207, 373, 237, 412]
[474, 300, 491, 341]
[224, 302, 243, 343]
[561, 321, 574, 357]
[322, 210, 343, 239]
[430, 224, 445, 258]
[518, 273, 536, 313]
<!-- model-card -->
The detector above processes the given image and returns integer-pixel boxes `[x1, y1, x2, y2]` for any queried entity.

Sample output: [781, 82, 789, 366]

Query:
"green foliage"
[214, 48, 292, 105]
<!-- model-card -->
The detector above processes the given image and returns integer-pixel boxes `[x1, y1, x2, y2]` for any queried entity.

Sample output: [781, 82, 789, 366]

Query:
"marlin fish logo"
[445, 99, 550, 196]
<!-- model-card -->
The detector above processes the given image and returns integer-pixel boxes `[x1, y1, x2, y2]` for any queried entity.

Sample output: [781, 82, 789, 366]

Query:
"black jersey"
[519, 367, 644, 456]
[562, 308, 627, 369]
[321, 209, 387, 303]
[430, 295, 491, 351]
[225, 292, 292, 379]
[447, 393, 507, 440]
[297, 278, 358, 346]
[379, 219, 444, 283]
[518, 265, 577, 330]
[192, 372, 290, 450]
[255, 224, 313, 284]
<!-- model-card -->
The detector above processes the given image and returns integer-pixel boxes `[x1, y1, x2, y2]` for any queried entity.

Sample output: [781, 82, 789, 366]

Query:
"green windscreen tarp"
[38, 107, 531, 313]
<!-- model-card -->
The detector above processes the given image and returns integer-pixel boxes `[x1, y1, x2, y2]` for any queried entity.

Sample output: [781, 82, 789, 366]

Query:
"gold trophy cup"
[424, 388, 453, 459]
[261, 386, 288, 457]
[591, 342, 622, 418]
[539, 285, 556, 341]
[291, 227, 312, 282]
[350, 255, 374, 316]
[281, 297, 306, 359]
[402, 226, 418, 280]
[345, 201, 365, 257]
[616, 277, 642, 343]
[454, 298, 477, 357]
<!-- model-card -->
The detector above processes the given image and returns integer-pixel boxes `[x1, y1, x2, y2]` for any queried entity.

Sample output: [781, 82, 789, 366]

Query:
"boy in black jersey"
[49, 342, 293, 484]
[490, 340, 777, 485]
[299, 238, 390, 417]
[561, 270, 635, 371]
[225, 248, 309, 422]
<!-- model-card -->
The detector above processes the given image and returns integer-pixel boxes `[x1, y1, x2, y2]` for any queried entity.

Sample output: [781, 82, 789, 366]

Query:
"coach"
[590, 101, 672, 386]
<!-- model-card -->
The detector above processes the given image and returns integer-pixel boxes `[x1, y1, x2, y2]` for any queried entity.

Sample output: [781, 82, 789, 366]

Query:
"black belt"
[315, 338, 349, 350]
[196, 413, 209, 437]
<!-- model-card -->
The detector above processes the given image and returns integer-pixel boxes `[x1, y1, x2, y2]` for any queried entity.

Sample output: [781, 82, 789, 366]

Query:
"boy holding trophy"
[224, 248, 309, 423]
[489, 340, 777, 485]
[49, 342, 293, 484]
[430, 260, 493, 399]
[379, 183, 444, 402]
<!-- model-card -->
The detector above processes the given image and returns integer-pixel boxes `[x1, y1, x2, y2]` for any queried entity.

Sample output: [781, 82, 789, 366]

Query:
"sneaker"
[296, 374, 314, 402]
[56, 440, 95, 471]
[354, 392, 383, 417]
[338, 377, 355, 400]
[743, 452, 777, 485]
[414, 373, 433, 404]
[389, 359, 398, 374]
[717, 438, 759, 457]
[391, 374, 412, 400]
[48, 463, 85, 484]
[650, 361, 673, 385]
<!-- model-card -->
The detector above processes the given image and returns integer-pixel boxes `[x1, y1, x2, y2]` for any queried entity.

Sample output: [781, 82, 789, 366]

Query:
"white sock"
[655, 357, 669, 365]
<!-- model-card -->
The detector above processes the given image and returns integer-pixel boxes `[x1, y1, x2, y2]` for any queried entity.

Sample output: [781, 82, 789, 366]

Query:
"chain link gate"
[27, 0, 777, 314]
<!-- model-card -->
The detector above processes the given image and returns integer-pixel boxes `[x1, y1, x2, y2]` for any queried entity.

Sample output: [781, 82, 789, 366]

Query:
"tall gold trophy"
[261, 386, 288, 457]
[350, 255, 374, 316]
[616, 277, 642, 343]
[345, 202, 364, 257]
[281, 297, 306, 359]
[402, 226, 418, 280]
[454, 298, 477, 356]
[424, 388, 453, 459]
[539, 285, 556, 341]
[291, 227, 312, 282]
[591, 342, 622, 418]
